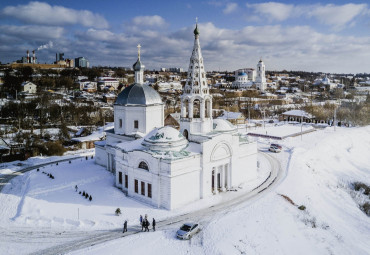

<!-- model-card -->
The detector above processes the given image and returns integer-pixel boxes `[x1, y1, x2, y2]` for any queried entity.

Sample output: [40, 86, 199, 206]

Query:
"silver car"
[269, 145, 281, 153]
[176, 223, 200, 240]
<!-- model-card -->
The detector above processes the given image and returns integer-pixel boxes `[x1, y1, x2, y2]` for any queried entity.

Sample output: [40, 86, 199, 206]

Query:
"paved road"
[32, 151, 283, 255]
[0, 156, 86, 192]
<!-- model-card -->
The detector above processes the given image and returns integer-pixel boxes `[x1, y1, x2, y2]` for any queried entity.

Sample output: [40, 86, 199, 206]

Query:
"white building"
[255, 59, 267, 91]
[98, 77, 120, 90]
[95, 24, 257, 210]
[78, 80, 97, 91]
[21, 81, 37, 93]
[232, 59, 267, 91]
[232, 71, 254, 89]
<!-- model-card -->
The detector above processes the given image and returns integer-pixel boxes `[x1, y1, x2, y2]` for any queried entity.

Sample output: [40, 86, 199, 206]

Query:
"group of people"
[122, 214, 156, 233]
[140, 214, 156, 232]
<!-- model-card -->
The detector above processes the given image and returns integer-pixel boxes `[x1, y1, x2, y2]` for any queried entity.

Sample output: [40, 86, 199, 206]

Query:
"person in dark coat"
[152, 218, 156, 231]
[123, 220, 127, 233]
[140, 215, 143, 231]
[144, 219, 150, 232]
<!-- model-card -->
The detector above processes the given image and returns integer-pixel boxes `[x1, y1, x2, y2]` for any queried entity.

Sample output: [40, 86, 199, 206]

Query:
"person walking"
[144, 219, 150, 232]
[123, 220, 127, 233]
[152, 218, 156, 232]
[140, 215, 143, 231]
[75, 185, 78, 192]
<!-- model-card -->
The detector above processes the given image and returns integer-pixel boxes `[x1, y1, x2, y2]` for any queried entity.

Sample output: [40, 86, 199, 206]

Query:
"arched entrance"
[210, 143, 232, 194]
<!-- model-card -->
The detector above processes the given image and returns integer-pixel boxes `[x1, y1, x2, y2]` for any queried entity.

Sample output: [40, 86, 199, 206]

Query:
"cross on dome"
[137, 44, 141, 60]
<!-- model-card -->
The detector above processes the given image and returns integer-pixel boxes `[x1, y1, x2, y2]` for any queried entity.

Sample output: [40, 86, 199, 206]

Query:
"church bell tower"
[180, 20, 213, 140]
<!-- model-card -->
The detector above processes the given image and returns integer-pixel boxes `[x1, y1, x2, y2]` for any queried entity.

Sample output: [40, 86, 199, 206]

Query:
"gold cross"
[195, 17, 198, 24]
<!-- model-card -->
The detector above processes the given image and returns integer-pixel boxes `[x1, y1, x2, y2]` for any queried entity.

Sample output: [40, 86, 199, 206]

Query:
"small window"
[134, 120, 138, 129]
[134, 179, 138, 193]
[118, 172, 122, 184]
[141, 181, 145, 195]
[125, 174, 128, 188]
[148, 183, 152, 198]
[119, 119, 122, 128]
[138, 161, 149, 170]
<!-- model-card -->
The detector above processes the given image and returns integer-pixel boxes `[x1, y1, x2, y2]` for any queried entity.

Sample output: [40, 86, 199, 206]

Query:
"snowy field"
[72, 126, 370, 255]
[0, 125, 369, 255]
[247, 123, 315, 138]
[0, 148, 270, 254]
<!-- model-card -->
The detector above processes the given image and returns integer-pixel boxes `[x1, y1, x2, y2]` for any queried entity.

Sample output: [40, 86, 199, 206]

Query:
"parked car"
[270, 143, 282, 150]
[176, 223, 200, 240]
[269, 145, 281, 153]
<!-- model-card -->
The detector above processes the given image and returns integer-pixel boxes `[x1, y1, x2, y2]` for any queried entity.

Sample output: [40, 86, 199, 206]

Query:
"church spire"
[133, 44, 145, 84]
[183, 21, 208, 96]
[180, 21, 213, 137]
[194, 17, 199, 38]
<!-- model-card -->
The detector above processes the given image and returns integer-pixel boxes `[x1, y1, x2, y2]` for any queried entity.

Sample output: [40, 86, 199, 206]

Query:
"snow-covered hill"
[0, 125, 369, 255]
[71, 126, 370, 255]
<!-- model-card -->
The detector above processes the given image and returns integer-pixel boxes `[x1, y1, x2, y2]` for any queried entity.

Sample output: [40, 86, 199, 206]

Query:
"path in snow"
[0, 156, 85, 193]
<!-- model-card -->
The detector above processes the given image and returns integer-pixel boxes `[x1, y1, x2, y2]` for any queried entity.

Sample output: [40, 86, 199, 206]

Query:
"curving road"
[30, 151, 283, 255]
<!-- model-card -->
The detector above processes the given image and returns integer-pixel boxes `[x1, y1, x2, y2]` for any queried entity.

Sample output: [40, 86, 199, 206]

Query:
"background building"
[75, 57, 90, 68]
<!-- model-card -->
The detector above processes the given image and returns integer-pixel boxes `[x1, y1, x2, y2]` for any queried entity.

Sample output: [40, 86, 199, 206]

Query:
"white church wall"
[170, 168, 201, 209]
[95, 145, 107, 167]
[115, 105, 163, 136]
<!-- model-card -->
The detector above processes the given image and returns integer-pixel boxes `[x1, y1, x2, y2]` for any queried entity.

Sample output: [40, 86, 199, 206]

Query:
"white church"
[232, 59, 267, 91]
[95, 23, 258, 210]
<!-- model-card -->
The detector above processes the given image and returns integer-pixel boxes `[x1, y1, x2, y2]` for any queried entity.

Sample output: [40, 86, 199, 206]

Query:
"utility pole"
[301, 112, 303, 141]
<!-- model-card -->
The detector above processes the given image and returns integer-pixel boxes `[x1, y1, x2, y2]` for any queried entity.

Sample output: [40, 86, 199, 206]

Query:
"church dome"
[142, 126, 188, 151]
[115, 83, 162, 106]
[213, 119, 237, 133]
[133, 59, 144, 71]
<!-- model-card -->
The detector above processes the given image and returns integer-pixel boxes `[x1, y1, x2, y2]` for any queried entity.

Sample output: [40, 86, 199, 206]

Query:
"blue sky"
[0, 1, 370, 73]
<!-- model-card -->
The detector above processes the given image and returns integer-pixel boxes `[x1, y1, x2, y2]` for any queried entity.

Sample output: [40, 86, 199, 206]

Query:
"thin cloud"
[246, 2, 368, 30]
[246, 2, 295, 21]
[131, 15, 167, 27]
[223, 3, 238, 14]
[1, 1, 108, 29]
[307, 3, 367, 30]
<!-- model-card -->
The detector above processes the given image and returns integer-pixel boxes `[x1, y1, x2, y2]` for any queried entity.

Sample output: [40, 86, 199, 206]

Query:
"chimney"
[27, 50, 30, 63]
[32, 50, 35, 64]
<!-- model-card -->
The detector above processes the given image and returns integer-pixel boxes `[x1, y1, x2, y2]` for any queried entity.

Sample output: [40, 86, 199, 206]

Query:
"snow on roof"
[218, 111, 244, 120]
[282, 110, 313, 118]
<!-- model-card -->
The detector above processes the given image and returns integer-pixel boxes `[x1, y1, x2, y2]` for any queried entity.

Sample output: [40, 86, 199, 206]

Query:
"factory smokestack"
[27, 50, 30, 63]
[32, 50, 35, 64]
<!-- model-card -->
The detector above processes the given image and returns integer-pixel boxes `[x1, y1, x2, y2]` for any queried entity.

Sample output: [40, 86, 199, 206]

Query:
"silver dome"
[115, 83, 162, 106]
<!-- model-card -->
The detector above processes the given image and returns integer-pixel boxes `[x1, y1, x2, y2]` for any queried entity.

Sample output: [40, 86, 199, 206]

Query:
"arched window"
[138, 161, 149, 170]
[183, 129, 189, 139]
[193, 99, 201, 118]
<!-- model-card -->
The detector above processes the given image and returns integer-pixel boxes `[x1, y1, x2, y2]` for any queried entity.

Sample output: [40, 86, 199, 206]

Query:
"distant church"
[232, 59, 267, 91]
[95, 23, 257, 210]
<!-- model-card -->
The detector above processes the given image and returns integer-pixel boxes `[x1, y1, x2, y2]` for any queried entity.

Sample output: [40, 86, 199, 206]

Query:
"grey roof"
[115, 83, 162, 106]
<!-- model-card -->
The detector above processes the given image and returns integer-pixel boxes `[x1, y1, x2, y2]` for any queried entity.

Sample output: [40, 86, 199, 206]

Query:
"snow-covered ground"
[73, 126, 370, 255]
[1, 124, 369, 255]
[247, 123, 315, 137]
[0, 146, 270, 254]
